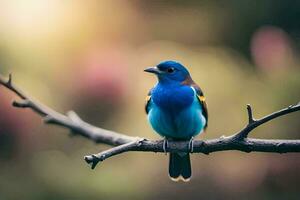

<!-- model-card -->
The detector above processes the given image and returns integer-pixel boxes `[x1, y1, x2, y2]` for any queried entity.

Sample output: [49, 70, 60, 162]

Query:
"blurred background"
[0, 0, 300, 199]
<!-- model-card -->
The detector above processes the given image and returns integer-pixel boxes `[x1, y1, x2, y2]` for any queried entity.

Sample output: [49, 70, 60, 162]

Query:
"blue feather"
[148, 84, 206, 139]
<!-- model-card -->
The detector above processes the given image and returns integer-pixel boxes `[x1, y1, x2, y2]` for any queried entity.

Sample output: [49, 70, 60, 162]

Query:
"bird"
[144, 60, 208, 182]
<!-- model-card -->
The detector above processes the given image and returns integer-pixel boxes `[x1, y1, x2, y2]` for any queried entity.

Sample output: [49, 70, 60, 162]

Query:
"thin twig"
[246, 104, 255, 124]
[234, 103, 300, 140]
[84, 138, 145, 169]
[1, 74, 300, 169]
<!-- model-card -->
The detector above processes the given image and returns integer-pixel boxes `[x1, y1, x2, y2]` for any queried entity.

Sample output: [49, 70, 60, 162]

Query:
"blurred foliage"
[0, 0, 300, 199]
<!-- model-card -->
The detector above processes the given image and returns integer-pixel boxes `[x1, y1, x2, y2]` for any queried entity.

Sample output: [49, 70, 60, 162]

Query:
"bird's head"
[144, 61, 190, 83]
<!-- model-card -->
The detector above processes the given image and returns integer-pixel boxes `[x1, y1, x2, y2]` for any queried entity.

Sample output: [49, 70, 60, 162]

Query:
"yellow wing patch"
[197, 94, 208, 130]
[198, 95, 205, 102]
[145, 95, 151, 102]
[145, 95, 151, 114]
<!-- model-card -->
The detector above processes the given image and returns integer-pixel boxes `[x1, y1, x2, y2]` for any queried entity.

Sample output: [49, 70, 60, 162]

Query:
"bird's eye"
[167, 68, 175, 73]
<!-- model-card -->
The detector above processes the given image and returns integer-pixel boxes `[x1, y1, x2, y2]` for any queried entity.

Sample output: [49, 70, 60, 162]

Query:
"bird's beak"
[144, 67, 161, 75]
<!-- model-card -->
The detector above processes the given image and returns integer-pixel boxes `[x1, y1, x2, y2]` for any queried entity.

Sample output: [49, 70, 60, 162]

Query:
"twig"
[234, 103, 300, 140]
[246, 104, 255, 124]
[84, 138, 145, 169]
[1, 74, 300, 169]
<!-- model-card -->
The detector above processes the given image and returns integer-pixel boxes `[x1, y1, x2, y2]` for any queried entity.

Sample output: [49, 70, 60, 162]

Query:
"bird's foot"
[188, 137, 194, 153]
[163, 138, 168, 155]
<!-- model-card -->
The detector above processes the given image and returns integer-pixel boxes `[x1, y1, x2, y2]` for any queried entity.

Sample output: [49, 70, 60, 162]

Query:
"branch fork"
[1, 74, 300, 169]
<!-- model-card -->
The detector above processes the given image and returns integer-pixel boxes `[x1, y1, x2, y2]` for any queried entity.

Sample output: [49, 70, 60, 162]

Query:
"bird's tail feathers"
[169, 152, 191, 182]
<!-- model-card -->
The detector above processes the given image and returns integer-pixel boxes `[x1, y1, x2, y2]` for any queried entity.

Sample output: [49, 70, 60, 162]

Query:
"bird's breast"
[148, 95, 206, 139]
[148, 84, 206, 139]
[151, 85, 194, 111]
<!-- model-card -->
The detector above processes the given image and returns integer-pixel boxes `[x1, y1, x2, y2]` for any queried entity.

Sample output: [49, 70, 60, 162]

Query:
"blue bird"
[144, 60, 208, 182]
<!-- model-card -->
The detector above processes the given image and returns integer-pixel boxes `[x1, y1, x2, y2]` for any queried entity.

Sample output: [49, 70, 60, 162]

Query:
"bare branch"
[84, 137, 300, 168]
[84, 138, 145, 169]
[0, 74, 135, 146]
[233, 103, 300, 140]
[247, 104, 255, 124]
[1, 74, 300, 169]
[7, 73, 12, 86]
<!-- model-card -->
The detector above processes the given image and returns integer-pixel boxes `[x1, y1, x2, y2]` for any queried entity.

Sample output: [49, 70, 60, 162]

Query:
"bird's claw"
[188, 137, 194, 153]
[163, 138, 168, 155]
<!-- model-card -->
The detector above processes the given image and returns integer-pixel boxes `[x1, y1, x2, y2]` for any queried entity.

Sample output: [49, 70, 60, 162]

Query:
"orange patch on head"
[181, 75, 194, 86]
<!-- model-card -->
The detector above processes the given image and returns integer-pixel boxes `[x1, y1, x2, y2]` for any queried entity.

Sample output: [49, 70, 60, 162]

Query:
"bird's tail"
[169, 153, 191, 182]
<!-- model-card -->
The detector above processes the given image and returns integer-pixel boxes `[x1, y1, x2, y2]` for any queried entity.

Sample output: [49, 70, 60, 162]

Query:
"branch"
[234, 103, 300, 140]
[0, 74, 135, 145]
[1, 74, 300, 169]
[84, 138, 145, 169]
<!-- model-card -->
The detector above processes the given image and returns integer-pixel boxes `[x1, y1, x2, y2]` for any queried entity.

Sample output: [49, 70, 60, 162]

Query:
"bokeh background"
[0, 0, 300, 199]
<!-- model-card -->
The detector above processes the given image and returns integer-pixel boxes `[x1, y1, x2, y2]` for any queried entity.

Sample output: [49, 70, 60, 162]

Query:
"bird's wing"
[145, 89, 153, 114]
[191, 84, 208, 130]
